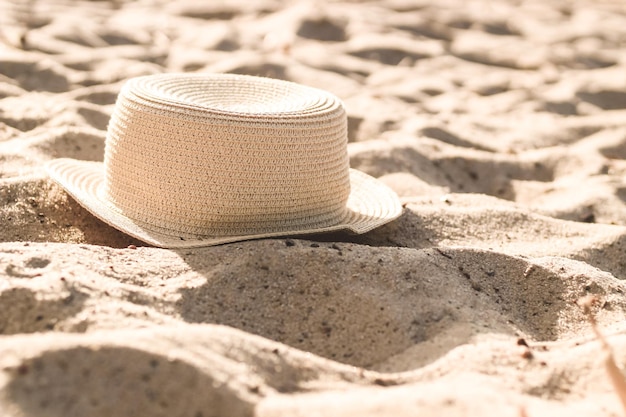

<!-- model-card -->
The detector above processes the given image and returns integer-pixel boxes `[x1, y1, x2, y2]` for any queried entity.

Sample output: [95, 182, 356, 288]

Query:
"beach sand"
[2, 0, 626, 415]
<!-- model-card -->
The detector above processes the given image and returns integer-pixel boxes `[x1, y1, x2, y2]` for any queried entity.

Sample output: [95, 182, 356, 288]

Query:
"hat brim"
[46, 159, 402, 248]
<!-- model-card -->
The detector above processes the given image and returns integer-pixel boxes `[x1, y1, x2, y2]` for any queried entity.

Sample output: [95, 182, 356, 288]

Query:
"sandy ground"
[2, 0, 626, 416]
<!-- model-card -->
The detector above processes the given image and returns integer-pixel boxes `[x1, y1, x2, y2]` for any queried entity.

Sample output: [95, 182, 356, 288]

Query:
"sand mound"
[2, 0, 626, 415]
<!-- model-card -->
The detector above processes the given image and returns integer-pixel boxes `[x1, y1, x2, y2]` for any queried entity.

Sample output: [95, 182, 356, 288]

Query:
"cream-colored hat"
[46, 73, 402, 248]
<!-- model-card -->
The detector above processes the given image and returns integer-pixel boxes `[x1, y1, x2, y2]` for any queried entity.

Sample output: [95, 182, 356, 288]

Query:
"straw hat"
[46, 73, 402, 248]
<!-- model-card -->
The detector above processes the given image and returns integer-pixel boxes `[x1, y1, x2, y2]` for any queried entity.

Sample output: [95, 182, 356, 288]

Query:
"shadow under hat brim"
[45, 158, 402, 248]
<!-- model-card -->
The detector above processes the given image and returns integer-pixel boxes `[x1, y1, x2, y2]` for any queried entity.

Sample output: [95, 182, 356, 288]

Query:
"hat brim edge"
[45, 159, 402, 248]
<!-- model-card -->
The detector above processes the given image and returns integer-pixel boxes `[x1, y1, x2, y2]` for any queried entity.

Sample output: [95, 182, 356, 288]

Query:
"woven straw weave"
[46, 73, 402, 247]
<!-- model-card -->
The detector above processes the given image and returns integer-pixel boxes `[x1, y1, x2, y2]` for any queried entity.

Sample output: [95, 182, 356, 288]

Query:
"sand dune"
[2, 0, 626, 415]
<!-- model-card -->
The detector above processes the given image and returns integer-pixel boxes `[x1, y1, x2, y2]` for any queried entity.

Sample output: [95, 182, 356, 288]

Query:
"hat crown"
[102, 74, 351, 237]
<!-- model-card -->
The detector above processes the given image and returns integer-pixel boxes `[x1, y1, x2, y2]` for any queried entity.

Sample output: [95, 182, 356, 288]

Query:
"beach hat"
[46, 73, 402, 248]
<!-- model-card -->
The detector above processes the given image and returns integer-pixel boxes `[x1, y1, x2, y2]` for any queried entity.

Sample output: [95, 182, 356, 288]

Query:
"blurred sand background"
[2, 0, 626, 416]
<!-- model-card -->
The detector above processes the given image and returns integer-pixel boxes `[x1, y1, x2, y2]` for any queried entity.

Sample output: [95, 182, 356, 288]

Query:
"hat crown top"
[102, 74, 351, 237]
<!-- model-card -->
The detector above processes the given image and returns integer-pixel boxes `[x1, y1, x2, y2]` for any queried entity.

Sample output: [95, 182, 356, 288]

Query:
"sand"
[2, 0, 626, 415]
